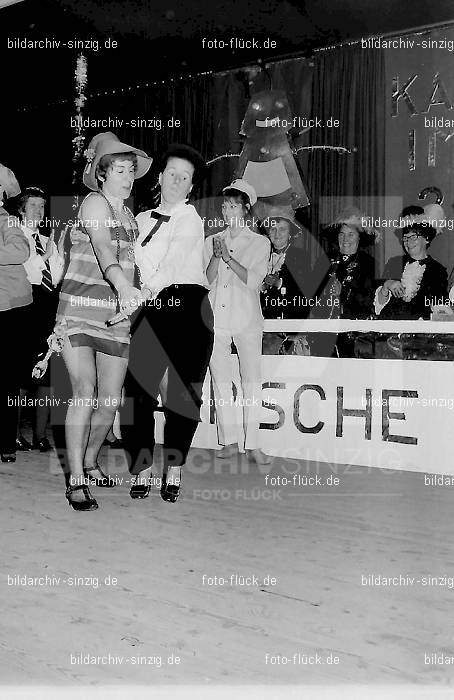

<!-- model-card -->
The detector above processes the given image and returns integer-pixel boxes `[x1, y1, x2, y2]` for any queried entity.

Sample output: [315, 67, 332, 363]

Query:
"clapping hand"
[384, 280, 405, 298]
[212, 236, 223, 258]
[42, 230, 55, 261]
[220, 238, 231, 262]
[57, 226, 68, 258]
[69, 225, 88, 245]
[263, 273, 280, 289]
[329, 278, 342, 296]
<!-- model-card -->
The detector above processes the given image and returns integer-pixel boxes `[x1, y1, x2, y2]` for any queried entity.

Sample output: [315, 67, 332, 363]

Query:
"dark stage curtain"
[2, 49, 384, 270]
[308, 45, 387, 269]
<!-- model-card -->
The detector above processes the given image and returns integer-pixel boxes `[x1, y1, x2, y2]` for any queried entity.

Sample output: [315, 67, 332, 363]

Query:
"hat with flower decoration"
[83, 132, 152, 191]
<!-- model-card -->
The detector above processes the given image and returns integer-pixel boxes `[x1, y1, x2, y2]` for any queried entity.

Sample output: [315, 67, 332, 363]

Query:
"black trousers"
[121, 285, 214, 474]
[23, 285, 59, 388]
[0, 304, 33, 453]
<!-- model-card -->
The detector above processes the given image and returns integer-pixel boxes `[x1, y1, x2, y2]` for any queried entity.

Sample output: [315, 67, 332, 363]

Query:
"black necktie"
[140, 211, 171, 247]
[33, 233, 53, 292]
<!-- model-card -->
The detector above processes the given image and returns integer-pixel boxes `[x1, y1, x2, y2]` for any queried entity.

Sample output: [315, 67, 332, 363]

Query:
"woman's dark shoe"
[16, 435, 33, 451]
[1, 452, 16, 463]
[160, 467, 181, 503]
[32, 437, 52, 452]
[83, 464, 116, 488]
[103, 437, 124, 449]
[130, 468, 153, 499]
[66, 483, 98, 511]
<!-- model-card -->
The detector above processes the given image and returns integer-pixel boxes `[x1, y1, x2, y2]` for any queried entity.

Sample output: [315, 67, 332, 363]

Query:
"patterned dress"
[56, 192, 137, 358]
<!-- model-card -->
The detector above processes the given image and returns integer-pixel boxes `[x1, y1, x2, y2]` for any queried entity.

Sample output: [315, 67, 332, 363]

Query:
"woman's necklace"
[103, 192, 137, 261]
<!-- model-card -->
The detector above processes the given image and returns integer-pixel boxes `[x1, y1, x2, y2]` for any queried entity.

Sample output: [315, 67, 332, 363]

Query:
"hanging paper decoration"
[72, 54, 88, 203]
[237, 90, 309, 219]
[207, 89, 355, 223]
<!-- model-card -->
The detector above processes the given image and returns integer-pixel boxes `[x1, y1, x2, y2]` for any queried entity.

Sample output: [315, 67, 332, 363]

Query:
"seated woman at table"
[260, 207, 312, 354]
[315, 208, 377, 319]
[261, 207, 309, 317]
[310, 207, 377, 357]
[375, 219, 448, 320]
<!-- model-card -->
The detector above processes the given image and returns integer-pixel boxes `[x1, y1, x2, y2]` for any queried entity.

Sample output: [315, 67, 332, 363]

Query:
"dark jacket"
[0, 207, 32, 311]
[378, 254, 448, 320]
[261, 241, 325, 318]
[311, 249, 376, 320]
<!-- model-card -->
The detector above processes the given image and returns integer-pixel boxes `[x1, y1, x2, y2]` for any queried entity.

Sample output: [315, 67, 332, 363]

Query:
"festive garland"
[72, 54, 88, 202]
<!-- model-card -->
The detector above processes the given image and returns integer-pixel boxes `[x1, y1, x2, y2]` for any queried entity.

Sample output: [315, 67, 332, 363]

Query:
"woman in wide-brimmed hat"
[0, 165, 33, 463]
[260, 206, 308, 318]
[313, 207, 378, 321]
[309, 206, 378, 357]
[56, 132, 152, 510]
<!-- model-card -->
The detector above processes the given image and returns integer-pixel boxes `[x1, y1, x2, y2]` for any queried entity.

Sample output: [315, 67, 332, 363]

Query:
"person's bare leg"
[62, 340, 97, 502]
[83, 351, 128, 475]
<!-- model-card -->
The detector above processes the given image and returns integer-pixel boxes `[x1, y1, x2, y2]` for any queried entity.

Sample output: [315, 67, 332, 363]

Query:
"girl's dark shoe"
[130, 469, 153, 499]
[32, 437, 52, 452]
[103, 437, 124, 449]
[83, 465, 116, 488]
[66, 484, 98, 511]
[16, 435, 33, 451]
[1, 452, 16, 463]
[160, 467, 181, 503]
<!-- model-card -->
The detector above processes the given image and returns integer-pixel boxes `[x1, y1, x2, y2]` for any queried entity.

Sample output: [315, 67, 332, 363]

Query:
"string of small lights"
[15, 68, 216, 113]
[16, 18, 454, 114]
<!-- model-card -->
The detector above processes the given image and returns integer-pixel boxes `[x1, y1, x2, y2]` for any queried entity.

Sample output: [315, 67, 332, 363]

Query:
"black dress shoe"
[32, 437, 52, 452]
[83, 465, 117, 487]
[16, 435, 33, 451]
[66, 484, 99, 511]
[103, 437, 124, 449]
[1, 452, 16, 463]
[130, 470, 152, 499]
[160, 468, 181, 503]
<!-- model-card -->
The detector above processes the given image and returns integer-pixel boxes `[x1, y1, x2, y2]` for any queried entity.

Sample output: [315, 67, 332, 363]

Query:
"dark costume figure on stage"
[121, 145, 214, 503]
[310, 208, 377, 357]
[375, 219, 448, 320]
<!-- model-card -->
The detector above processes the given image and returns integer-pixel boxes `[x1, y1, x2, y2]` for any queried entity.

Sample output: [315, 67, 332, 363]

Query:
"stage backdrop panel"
[384, 24, 454, 270]
[184, 355, 454, 476]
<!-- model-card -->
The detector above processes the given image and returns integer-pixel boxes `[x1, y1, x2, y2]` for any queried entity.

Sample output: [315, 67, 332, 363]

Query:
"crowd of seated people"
[259, 203, 453, 359]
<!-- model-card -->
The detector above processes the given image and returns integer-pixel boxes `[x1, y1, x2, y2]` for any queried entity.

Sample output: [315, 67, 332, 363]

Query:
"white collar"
[21, 223, 40, 236]
[155, 200, 189, 217]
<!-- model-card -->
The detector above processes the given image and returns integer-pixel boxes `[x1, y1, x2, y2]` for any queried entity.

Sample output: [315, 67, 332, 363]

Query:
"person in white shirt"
[204, 179, 272, 465]
[17, 187, 65, 452]
[121, 144, 214, 503]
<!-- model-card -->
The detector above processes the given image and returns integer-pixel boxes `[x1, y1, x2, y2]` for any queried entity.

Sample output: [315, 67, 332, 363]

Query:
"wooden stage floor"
[1, 442, 454, 698]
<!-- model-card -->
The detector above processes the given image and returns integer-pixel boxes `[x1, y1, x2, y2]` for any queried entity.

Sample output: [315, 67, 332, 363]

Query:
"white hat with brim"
[222, 178, 257, 206]
[83, 132, 152, 192]
[0, 164, 20, 199]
